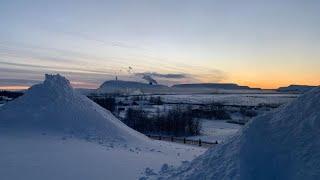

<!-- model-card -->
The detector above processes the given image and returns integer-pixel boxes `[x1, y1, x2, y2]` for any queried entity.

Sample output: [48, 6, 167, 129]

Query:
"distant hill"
[95, 81, 265, 94]
[75, 88, 96, 95]
[172, 83, 260, 90]
[277, 85, 317, 93]
[96, 80, 169, 94]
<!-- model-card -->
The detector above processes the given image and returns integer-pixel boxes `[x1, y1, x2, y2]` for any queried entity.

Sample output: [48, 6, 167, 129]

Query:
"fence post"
[171, 136, 174, 142]
[183, 138, 186, 144]
[159, 136, 161, 140]
[199, 139, 202, 147]
[215, 140, 218, 144]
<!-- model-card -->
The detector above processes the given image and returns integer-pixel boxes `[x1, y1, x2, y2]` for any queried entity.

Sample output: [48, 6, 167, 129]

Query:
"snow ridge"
[152, 86, 320, 180]
[42, 74, 73, 94]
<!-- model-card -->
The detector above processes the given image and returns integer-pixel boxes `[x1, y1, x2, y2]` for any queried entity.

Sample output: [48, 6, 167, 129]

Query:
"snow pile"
[0, 74, 148, 145]
[152, 86, 320, 180]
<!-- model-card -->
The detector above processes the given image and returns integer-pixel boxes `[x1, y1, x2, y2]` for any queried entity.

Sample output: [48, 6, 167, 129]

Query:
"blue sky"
[0, 0, 319, 89]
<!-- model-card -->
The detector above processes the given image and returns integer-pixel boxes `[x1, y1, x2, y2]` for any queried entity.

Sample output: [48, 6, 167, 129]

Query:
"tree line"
[0, 90, 24, 99]
[123, 106, 200, 136]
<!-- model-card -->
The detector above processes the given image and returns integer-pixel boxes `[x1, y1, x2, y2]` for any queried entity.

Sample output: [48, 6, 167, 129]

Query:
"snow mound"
[0, 74, 148, 145]
[154, 86, 320, 180]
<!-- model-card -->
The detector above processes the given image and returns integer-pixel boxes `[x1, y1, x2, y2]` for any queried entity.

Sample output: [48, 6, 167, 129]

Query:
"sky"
[0, 0, 319, 90]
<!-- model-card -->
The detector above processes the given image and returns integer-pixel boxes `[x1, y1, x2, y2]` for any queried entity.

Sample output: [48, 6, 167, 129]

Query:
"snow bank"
[152, 86, 320, 180]
[0, 74, 148, 145]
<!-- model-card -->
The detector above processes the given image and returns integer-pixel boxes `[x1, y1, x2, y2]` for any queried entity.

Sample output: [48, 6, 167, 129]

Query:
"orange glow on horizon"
[70, 81, 98, 89]
[0, 81, 99, 91]
[197, 74, 320, 89]
[0, 79, 319, 91]
[0, 86, 29, 91]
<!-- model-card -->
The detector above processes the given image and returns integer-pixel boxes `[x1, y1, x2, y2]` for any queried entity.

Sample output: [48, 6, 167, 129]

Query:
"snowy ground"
[0, 132, 205, 180]
[189, 119, 242, 143]
[160, 93, 298, 106]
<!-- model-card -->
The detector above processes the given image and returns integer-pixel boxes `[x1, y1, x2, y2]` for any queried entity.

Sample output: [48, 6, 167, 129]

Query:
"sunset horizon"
[1, 1, 320, 180]
[1, 0, 319, 90]
[0, 75, 319, 91]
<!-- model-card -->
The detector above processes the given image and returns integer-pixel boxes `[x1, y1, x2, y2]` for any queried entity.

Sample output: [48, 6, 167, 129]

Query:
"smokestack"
[142, 74, 158, 85]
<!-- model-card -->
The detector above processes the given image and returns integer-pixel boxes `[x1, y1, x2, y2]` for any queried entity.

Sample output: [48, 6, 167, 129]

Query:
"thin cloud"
[0, 79, 41, 86]
[135, 72, 187, 79]
[193, 69, 228, 83]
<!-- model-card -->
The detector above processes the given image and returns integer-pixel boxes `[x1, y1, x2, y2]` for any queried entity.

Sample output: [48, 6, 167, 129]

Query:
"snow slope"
[0, 133, 204, 180]
[151, 86, 320, 180]
[0, 74, 147, 145]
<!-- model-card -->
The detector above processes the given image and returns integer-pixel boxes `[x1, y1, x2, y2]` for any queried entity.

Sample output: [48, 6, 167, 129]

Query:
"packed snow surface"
[0, 74, 205, 180]
[0, 133, 204, 180]
[151, 86, 320, 180]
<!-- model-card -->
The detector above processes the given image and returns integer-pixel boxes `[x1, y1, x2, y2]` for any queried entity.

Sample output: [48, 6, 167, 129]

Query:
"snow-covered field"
[160, 94, 298, 106]
[0, 131, 204, 180]
[189, 119, 242, 143]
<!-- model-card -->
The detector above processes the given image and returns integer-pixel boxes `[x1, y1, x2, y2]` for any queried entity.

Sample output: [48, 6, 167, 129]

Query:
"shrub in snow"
[89, 95, 116, 113]
[123, 106, 200, 136]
